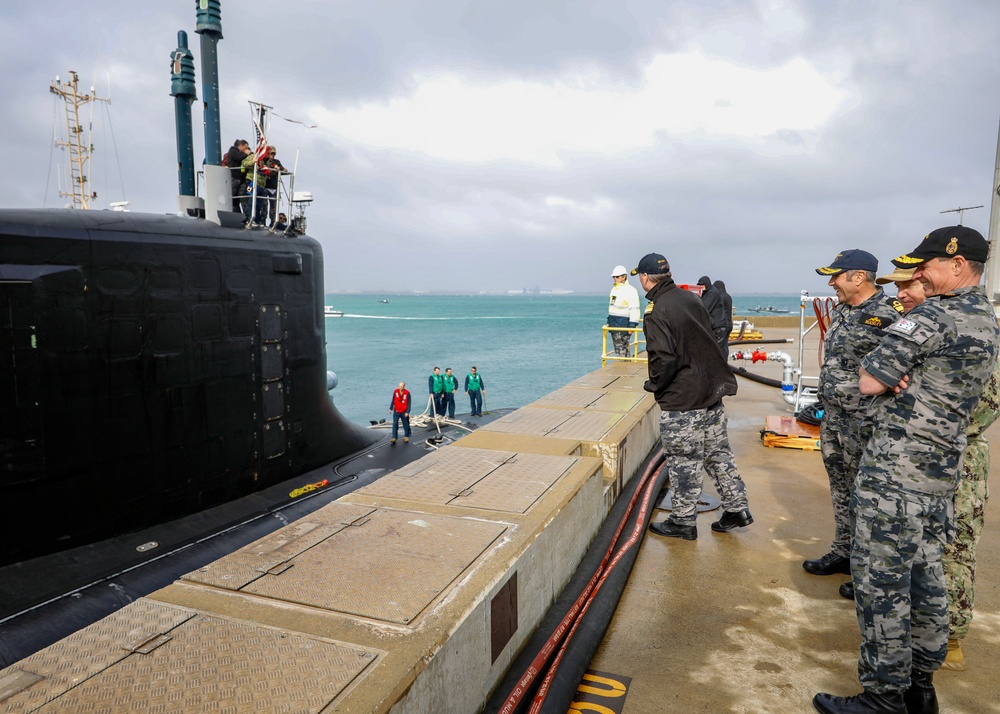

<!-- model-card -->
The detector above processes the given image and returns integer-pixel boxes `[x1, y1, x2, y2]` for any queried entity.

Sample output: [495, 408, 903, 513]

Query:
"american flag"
[251, 107, 269, 164]
[253, 135, 269, 163]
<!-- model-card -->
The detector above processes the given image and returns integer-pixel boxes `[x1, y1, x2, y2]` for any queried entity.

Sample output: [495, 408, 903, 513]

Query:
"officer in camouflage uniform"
[813, 226, 1000, 714]
[806, 250, 903, 583]
[941, 345, 1000, 671]
[873, 267, 1000, 671]
[632, 253, 752, 541]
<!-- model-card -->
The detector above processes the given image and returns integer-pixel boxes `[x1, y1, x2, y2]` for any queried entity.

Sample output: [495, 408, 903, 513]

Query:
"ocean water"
[324, 293, 802, 424]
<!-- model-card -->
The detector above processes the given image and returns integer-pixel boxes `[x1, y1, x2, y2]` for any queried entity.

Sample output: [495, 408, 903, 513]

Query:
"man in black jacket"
[223, 139, 250, 212]
[697, 275, 730, 357]
[714, 279, 734, 358]
[633, 253, 753, 540]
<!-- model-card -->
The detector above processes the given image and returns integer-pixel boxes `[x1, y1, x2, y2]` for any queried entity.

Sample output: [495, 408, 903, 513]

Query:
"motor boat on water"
[324, 305, 344, 317]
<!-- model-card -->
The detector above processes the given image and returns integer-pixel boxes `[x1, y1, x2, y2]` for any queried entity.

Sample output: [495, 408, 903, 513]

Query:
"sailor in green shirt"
[428, 367, 444, 417]
[465, 366, 486, 416]
[442, 367, 459, 418]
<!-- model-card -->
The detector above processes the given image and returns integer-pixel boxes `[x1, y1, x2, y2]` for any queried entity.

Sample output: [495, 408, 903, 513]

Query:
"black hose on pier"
[484, 447, 668, 714]
[730, 365, 784, 389]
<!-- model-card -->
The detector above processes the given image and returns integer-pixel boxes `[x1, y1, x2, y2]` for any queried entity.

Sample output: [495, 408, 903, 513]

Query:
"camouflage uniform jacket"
[818, 287, 903, 411]
[963, 357, 1000, 483]
[859, 285, 1000, 496]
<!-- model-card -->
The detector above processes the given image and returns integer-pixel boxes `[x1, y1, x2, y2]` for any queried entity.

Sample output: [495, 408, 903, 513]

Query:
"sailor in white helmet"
[608, 265, 641, 357]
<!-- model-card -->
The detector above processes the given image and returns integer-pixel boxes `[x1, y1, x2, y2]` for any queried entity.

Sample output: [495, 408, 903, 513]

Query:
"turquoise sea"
[324, 293, 802, 424]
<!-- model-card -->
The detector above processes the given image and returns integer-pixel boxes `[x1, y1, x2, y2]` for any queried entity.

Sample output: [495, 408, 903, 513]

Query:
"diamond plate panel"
[565, 373, 619, 389]
[531, 388, 645, 412]
[0, 600, 194, 713]
[590, 391, 646, 411]
[479, 408, 575, 436]
[31, 612, 376, 714]
[359, 448, 517, 503]
[455, 452, 578, 513]
[359, 447, 578, 513]
[481, 408, 625, 441]
[546, 410, 625, 440]
[242, 510, 507, 624]
[531, 389, 604, 409]
[182, 503, 376, 590]
[606, 374, 648, 390]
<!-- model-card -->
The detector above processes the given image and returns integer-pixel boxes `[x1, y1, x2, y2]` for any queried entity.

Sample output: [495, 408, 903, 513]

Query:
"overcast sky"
[4, 0, 1000, 295]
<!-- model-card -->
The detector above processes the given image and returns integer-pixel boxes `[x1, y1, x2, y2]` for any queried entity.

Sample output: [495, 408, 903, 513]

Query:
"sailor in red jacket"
[390, 382, 412, 445]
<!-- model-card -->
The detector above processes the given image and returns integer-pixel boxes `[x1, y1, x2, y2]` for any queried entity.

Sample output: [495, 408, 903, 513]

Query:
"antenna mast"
[939, 205, 983, 226]
[49, 70, 110, 209]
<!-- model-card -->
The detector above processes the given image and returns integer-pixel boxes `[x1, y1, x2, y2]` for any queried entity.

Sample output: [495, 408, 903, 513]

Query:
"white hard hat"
[612, 265, 628, 277]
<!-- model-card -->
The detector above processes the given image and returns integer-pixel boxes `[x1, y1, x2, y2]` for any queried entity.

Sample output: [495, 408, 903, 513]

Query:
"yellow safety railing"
[601, 325, 647, 367]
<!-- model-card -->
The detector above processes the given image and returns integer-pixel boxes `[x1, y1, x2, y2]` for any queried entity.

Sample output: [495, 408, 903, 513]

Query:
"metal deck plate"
[605, 374, 648, 390]
[531, 388, 645, 412]
[0, 600, 193, 713]
[224, 510, 506, 625]
[359, 446, 578, 513]
[566, 372, 648, 390]
[0, 600, 375, 713]
[481, 408, 625, 441]
[565, 373, 619, 389]
[182, 503, 377, 589]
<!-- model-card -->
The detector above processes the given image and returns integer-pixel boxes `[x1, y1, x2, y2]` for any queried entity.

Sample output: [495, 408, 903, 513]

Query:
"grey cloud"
[4, 0, 1000, 296]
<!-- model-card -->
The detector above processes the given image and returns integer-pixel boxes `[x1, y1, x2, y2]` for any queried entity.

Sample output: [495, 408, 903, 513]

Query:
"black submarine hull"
[0, 208, 377, 566]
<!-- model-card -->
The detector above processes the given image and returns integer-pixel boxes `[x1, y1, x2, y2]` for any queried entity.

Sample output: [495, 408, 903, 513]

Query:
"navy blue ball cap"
[891, 226, 989, 268]
[815, 249, 878, 276]
[631, 253, 670, 276]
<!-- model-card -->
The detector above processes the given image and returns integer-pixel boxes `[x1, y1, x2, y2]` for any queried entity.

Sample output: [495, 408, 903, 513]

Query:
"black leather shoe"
[813, 691, 906, 713]
[839, 581, 855, 600]
[903, 670, 938, 714]
[648, 520, 696, 540]
[803, 551, 851, 575]
[711, 508, 754, 532]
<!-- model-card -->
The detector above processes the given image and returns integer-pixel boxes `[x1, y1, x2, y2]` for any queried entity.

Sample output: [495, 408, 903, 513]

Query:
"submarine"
[0, 0, 451, 665]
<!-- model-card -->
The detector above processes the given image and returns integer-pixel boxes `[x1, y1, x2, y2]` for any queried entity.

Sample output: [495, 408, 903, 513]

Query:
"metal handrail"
[795, 291, 837, 412]
[244, 162, 292, 232]
[601, 325, 647, 366]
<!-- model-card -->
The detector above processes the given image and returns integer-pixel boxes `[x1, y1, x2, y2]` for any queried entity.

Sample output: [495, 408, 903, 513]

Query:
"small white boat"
[324, 306, 344, 317]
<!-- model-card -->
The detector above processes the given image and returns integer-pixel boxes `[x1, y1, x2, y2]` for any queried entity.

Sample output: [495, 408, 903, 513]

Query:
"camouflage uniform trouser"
[659, 403, 749, 525]
[820, 404, 865, 559]
[942, 448, 989, 639]
[611, 330, 631, 357]
[851, 476, 951, 692]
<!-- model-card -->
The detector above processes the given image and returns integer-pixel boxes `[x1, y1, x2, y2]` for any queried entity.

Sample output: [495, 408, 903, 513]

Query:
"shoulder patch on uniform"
[888, 318, 918, 335]
[889, 298, 904, 313]
[644, 302, 654, 314]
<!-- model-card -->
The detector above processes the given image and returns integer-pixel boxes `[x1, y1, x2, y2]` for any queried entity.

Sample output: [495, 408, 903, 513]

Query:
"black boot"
[648, 519, 696, 540]
[903, 670, 938, 714]
[839, 581, 855, 600]
[711, 508, 754, 532]
[813, 691, 906, 713]
[804, 551, 851, 575]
